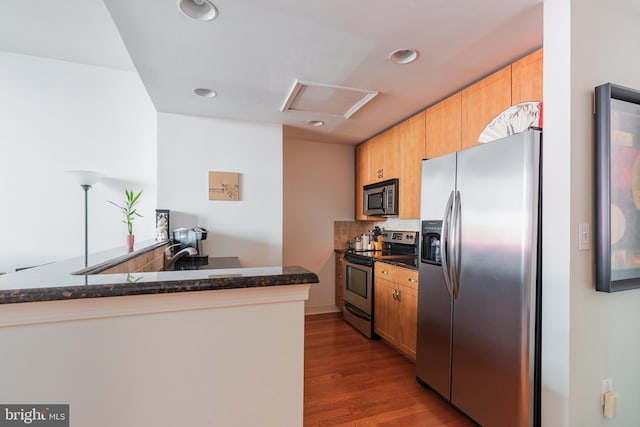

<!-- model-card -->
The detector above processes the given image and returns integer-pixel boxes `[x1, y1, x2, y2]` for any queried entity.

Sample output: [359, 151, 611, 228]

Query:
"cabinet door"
[355, 143, 372, 220]
[397, 268, 419, 361]
[368, 133, 384, 183]
[461, 65, 512, 150]
[511, 48, 543, 105]
[335, 253, 345, 310]
[374, 277, 397, 343]
[425, 93, 461, 158]
[368, 127, 399, 182]
[398, 112, 426, 219]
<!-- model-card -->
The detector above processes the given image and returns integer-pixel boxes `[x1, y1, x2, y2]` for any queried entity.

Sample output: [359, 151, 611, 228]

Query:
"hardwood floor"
[304, 315, 476, 427]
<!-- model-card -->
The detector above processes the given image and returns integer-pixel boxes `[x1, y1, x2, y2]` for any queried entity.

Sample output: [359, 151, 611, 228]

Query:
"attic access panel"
[280, 80, 378, 119]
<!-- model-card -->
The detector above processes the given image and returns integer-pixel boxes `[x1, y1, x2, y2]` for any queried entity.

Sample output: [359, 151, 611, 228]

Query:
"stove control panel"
[381, 230, 418, 245]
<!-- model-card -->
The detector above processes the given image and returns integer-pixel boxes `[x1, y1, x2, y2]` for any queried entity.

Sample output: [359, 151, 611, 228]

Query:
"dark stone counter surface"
[333, 249, 418, 271]
[0, 241, 318, 305]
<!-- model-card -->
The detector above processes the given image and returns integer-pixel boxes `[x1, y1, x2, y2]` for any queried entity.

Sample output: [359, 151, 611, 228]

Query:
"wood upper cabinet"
[461, 64, 512, 150]
[425, 92, 461, 158]
[368, 127, 399, 183]
[355, 143, 378, 221]
[398, 112, 426, 219]
[374, 262, 418, 361]
[511, 48, 543, 104]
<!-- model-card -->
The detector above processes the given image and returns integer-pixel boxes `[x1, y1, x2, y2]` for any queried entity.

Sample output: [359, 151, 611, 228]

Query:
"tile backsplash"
[333, 219, 420, 250]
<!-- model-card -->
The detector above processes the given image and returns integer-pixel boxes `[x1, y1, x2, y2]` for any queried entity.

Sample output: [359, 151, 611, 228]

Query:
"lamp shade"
[67, 170, 103, 187]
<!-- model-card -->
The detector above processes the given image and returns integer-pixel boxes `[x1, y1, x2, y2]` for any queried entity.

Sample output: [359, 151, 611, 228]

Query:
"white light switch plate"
[579, 223, 590, 251]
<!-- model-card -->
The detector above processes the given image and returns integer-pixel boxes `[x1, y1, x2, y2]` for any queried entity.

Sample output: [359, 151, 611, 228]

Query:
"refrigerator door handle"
[451, 190, 462, 299]
[440, 190, 455, 298]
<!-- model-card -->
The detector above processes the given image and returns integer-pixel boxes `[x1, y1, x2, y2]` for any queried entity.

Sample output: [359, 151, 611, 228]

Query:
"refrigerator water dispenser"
[421, 220, 442, 265]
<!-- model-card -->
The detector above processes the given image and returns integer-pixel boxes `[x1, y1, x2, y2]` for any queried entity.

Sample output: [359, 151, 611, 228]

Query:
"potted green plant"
[108, 189, 143, 252]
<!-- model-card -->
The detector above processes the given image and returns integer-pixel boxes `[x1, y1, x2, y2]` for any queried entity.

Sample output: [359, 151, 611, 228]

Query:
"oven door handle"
[344, 302, 371, 321]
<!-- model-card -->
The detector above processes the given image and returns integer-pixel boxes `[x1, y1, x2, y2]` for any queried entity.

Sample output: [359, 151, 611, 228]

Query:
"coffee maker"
[172, 227, 208, 256]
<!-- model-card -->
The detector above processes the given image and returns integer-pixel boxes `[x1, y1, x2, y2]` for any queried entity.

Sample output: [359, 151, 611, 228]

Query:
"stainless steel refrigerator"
[416, 129, 541, 427]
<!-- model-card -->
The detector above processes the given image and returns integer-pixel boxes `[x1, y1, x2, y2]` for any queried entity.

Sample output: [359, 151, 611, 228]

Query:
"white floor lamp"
[68, 170, 103, 268]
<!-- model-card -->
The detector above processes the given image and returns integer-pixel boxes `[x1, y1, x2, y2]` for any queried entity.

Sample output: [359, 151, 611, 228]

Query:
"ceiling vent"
[280, 80, 378, 119]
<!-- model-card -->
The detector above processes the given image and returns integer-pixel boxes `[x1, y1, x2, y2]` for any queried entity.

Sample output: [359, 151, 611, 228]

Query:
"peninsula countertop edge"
[0, 241, 319, 305]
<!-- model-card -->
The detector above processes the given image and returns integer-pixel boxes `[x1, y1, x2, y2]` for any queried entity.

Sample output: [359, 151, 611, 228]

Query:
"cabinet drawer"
[375, 262, 398, 281]
[397, 267, 418, 290]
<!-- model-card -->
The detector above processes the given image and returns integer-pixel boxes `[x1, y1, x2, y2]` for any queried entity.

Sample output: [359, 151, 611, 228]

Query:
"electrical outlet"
[601, 378, 613, 405]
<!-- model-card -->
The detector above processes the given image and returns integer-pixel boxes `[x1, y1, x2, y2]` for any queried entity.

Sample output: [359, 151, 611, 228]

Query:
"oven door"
[343, 260, 372, 315]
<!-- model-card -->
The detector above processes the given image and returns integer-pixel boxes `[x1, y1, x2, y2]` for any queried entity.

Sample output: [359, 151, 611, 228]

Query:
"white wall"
[157, 113, 283, 267]
[283, 138, 355, 314]
[0, 51, 157, 273]
[0, 285, 308, 427]
[543, 0, 640, 425]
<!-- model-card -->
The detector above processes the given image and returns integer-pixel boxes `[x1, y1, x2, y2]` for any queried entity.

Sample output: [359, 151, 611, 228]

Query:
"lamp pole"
[67, 170, 102, 270]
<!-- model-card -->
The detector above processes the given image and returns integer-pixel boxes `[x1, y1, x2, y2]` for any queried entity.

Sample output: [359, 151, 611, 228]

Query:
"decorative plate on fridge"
[478, 101, 542, 143]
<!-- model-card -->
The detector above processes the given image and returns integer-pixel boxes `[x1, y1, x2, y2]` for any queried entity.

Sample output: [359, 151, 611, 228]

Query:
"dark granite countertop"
[334, 249, 418, 271]
[0, 241, 318, 305]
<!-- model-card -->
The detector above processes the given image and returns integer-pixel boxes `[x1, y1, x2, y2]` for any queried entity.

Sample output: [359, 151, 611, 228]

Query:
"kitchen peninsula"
[0, 241, 318, 427]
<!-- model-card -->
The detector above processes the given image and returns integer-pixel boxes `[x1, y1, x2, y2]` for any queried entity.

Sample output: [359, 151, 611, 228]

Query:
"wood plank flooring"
[304, 315, 476, 427]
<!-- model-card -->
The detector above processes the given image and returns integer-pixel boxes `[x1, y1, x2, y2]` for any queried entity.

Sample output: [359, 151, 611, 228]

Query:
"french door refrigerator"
[416, 129, 542, 427]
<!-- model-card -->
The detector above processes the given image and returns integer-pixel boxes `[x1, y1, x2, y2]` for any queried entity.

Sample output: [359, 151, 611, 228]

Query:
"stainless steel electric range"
[342, 230, 418, 338]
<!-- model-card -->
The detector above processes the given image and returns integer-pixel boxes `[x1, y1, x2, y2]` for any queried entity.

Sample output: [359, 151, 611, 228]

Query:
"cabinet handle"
[392, 289, 397, 300]
[396, 289, 401, 301]
[407, 278, 417, 283]
[382, 270, 389, 275]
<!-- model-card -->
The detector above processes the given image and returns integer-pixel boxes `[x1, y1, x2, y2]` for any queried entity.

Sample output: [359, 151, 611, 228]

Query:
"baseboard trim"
[305, 312, 342, 321]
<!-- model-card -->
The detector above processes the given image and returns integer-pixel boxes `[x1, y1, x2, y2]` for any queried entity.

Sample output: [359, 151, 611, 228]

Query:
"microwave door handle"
[380, 188, 386, 213]
[440, 191, 454, 298]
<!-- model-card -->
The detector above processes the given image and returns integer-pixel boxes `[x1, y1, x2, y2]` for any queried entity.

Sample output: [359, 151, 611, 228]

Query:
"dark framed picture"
[595, 83, 640, 292]
[155, 209, 170, 242]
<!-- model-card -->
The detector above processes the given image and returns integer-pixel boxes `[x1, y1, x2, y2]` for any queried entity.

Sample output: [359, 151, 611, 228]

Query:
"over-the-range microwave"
[363, 178, 399, 216]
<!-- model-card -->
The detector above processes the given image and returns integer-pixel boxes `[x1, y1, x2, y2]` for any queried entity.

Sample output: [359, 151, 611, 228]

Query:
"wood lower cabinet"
[335, 252, 345, 310]
[461, 64, 512, 150]
[100, 244, 168, 274]
[425, 92, 461, 158]
[511, 48, 543, 105]
[374, 262, 418, 361]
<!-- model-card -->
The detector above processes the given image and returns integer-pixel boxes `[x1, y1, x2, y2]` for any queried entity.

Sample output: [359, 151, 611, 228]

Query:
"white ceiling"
[1, 0, 543, 145]
[0, 0, 134, 71]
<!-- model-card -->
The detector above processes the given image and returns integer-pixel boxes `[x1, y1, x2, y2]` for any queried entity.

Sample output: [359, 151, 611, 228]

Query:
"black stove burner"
[344, 250, 417, 268]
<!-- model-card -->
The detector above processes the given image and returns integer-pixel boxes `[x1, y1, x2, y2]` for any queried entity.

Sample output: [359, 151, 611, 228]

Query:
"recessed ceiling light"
[193, 88, 217, 97]
[178, 0, 218, 21]
[388, 48, 419, 64]
[307, 120, 325, 127]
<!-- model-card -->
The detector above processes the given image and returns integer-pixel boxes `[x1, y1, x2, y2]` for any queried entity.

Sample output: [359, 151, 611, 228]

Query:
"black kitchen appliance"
[172, 227, 208, 255]
[343, 230, 418, 338]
